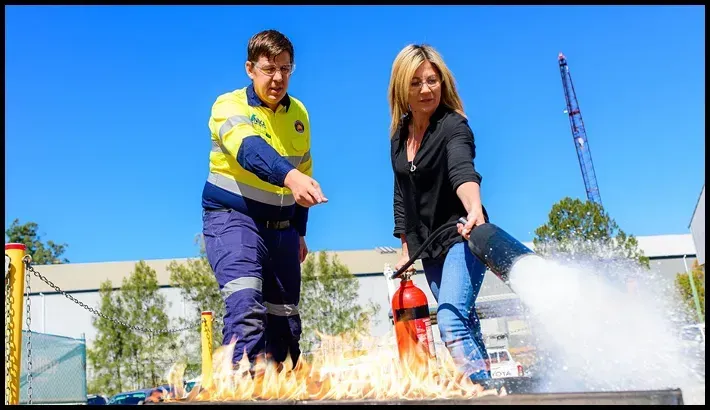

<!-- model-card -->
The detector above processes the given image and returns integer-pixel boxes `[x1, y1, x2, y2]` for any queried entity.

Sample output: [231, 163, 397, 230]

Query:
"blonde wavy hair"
[387, 44, 465, 137]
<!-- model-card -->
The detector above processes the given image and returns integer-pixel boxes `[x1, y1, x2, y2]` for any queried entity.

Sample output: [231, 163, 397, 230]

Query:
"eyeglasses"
[253, 62, 296, 77]
[410, 77, 441, 91]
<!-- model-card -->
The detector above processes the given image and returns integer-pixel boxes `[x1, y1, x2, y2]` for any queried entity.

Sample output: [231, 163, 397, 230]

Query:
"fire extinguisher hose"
[390, 217, 467, 280]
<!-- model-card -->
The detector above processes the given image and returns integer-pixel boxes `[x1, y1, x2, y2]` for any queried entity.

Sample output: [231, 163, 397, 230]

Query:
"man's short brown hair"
[247, 30, 294, 63]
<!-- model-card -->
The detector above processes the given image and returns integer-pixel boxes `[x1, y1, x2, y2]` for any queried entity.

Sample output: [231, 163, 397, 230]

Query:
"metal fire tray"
[152, 389, 683, 405]
[150, 377, 683, 406]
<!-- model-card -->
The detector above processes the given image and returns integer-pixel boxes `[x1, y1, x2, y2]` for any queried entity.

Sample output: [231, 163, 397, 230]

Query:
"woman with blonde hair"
[389, 44, 491, 382]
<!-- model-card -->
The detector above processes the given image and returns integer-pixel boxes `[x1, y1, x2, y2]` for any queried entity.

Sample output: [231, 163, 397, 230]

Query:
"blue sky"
[5, 5, 705, 264]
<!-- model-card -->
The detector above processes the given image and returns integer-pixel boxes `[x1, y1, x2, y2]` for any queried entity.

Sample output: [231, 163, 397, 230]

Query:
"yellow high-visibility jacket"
[202, 84, 312, 235]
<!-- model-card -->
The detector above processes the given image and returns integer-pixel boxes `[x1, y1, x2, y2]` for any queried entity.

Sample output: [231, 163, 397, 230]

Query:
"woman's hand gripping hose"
[390, 217, 468, 280]
[390, 218, 536, 283]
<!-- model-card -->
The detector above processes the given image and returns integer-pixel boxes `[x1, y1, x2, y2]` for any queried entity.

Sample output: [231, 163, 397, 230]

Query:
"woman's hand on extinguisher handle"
[457, 207, 485, 240]
[396, 234, 416, 273]
[394, 255, 416, 273]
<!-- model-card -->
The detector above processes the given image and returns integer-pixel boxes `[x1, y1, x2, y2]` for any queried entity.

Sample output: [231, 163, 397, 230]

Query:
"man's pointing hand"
[284, 169, 328, 208]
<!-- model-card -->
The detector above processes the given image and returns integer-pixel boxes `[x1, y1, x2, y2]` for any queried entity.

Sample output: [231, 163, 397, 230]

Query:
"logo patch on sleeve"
[294, 120, 305, 133]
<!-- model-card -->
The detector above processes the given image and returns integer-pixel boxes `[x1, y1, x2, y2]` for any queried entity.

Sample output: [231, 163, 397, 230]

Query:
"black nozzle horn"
[466, 223, 535, 283]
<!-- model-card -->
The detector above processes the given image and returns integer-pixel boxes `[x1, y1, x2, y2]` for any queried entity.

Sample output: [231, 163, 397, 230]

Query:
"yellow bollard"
[5, 243, 27, 405]
[200, 311, 214, 390]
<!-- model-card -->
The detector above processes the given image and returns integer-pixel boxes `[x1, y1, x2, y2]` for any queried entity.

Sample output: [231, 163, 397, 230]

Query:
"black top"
[391, 105, 489, 261]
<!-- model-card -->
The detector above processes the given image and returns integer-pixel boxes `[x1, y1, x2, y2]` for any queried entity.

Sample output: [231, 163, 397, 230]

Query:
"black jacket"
[391, 105, 489, 261]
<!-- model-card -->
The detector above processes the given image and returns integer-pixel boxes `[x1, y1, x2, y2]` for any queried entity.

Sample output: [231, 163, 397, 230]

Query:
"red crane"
[558, 52, 603, 205]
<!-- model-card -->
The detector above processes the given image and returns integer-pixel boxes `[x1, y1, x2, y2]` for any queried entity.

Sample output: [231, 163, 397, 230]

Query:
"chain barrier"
[22, 258, 202, 335]
[5, 256, 222, 404]
[203, 315, 213, 349]
[4, 255, 12, 405]
[23, 257, 34, 404]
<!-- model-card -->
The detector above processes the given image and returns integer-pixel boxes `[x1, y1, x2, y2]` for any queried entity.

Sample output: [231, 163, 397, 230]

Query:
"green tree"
[120, 261, 178, 389]
[87, 263, 178, 393]
[86, 280, 135, 396]
[167, 237, 224, 378]
[299, 251, 380, 354]
[4, 219, 68, 264]
[675, 261, 705, 321]
[533, 197, 650, 269]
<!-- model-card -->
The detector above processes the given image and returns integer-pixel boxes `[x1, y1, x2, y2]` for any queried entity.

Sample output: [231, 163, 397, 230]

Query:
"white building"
[19, 234, 697, 352]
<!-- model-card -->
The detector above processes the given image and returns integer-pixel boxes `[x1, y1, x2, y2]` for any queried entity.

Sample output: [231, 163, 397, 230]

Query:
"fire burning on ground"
[165, 331, 504, 403]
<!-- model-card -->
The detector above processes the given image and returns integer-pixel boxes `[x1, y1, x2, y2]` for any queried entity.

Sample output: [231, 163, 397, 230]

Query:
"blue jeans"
[422, 241, 491, 381]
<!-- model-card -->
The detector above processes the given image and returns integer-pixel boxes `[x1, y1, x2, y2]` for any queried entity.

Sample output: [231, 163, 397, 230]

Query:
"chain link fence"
[19, 331, 87, 404]
[5, 255, 213, 405]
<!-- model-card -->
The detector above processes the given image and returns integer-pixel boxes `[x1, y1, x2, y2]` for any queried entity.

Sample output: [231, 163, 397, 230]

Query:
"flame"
[165, 330, 503, 403]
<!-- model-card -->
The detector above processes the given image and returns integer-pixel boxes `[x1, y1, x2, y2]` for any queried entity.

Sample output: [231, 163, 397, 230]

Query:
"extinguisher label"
[417, 317, 436, 358]
[393, 305, 430, 322]
[394, 305, 436, 358]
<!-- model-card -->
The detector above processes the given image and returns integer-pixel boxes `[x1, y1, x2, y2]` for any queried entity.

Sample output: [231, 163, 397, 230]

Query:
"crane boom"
[558, 53, 603, 205]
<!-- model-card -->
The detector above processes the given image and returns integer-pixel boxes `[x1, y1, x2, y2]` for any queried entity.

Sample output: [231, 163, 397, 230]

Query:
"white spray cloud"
[504, 252, 703, 403]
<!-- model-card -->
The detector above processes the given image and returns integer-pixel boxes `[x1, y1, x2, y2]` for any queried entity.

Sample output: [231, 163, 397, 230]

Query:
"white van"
[488, 348, 525, 379]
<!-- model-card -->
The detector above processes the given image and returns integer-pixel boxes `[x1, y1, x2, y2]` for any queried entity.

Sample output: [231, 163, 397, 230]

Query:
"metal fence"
[19, 331, 87, 405]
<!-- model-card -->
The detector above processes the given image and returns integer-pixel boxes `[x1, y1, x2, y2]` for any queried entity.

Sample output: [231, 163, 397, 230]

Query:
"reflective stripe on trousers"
[221, 277, 300, 317]
[203, 207, 302, 366]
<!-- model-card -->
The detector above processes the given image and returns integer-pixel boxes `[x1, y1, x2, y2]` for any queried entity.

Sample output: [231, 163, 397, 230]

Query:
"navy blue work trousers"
[202, 208, 302, 367]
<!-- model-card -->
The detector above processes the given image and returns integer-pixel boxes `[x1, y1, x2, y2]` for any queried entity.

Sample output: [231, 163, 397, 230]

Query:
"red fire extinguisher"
[391, 272, 436, 370]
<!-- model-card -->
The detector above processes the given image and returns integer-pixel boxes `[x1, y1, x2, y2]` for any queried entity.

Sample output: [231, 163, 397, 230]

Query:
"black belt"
[207, 208, 290, 230]
[262, 220, 290, 230]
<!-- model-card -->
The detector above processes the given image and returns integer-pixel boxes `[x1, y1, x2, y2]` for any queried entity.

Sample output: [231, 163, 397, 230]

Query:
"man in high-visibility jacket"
[202, 29, 327, 368]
